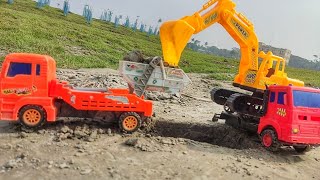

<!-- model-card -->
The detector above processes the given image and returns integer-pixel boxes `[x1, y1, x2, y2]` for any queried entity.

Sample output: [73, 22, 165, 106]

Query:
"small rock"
[16, 144, 23, 149]
[17, 153, 27, 159]
[107, 128, 112, 136]
[60, 126, 71, 133]
[4, 160, 18, 169]
[125, 139, 138, 146]
[0, 144, 12, 150]
[89, 129, 98, 139]
[37, 129, 47, 134]
[245, 163, 252, 167]
[31, 158, 41, 163]
[182, 151, 188, 155]
[69, 159, 75, 164]
[236, 158, 242, 162]
[258, 158, 263, 161]
[159, 93, 171, 100]
[20, 132, 28, 138]
[48, 161, 54, 165]
[315, 158, 319, 162]
[160, 139, 172, 145]
[98, 129, 104, 134]
[80, 168, 92, 175]
[0, 169, 5, 173]
[59, 163, 70, 169]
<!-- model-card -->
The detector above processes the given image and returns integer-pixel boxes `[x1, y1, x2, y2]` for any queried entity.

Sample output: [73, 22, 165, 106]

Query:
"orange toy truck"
[0, 53, 153, 132]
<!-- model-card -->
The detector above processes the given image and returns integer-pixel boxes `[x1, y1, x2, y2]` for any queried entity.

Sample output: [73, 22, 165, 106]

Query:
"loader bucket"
[160, 20, 196, 67]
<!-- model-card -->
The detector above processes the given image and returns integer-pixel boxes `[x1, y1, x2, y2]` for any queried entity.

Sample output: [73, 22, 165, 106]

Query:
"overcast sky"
[51, 0, 320, 60]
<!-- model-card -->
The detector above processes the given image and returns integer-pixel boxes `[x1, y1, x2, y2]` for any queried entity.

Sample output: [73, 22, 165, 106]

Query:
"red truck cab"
[0, 53, 153, 133]
[258, 85, 320, 152]
[0, 53, 57, 122]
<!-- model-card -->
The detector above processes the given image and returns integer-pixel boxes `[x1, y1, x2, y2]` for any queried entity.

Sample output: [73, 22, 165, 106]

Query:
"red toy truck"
[216, 85, 320, 152]
[0, 53, 153, 132]
[258, 85, 320, 152]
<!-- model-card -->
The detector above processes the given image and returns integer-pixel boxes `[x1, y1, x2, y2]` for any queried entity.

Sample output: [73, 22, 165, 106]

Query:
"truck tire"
[293, 145, 311, 154]
[19, 105, 46, 128]
[119, 112, 141, 133]
[261, 129, 281, 152]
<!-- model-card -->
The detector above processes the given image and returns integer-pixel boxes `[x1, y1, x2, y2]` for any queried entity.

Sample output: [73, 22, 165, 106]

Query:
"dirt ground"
[0, 68, 319, 180]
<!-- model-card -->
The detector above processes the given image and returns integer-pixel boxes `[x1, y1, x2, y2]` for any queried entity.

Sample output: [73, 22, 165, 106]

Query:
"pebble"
[125, 139, 138, 146]
[80, 168, 92, 175]
[59, 163, 70, 169]
[60, 126, 71, 133]
[20, 132, 28, 138]
[4, 160, 18, 169]
[160, 139, 172, 145]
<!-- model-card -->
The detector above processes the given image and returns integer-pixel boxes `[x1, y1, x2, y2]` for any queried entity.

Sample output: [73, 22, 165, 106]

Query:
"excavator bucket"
[160, 20, 196, 67]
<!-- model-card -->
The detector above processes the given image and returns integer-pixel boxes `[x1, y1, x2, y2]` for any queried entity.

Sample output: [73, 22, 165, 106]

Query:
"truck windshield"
[293, 90, 320, 108]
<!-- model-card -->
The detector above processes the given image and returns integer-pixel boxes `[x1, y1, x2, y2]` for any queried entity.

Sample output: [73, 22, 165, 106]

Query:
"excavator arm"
[160, 0, 303, 91]
[160, 0, 258, 76]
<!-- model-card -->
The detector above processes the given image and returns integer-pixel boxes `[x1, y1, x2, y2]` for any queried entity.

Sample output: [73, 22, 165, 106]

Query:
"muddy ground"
[0, 68, 319, 180]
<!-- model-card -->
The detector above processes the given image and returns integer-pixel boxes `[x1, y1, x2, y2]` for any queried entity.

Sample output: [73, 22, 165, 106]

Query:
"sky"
[50, 0, 320, 60]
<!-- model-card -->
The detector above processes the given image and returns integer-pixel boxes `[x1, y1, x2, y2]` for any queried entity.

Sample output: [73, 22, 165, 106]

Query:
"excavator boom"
[160, 0, 303, 92]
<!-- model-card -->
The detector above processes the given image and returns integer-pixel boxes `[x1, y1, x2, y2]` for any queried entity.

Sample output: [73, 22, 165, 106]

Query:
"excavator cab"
[254, 51, 303, 90]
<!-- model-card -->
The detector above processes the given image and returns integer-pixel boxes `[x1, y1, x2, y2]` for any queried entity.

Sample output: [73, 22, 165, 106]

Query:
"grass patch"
[0, 0, 319, 87]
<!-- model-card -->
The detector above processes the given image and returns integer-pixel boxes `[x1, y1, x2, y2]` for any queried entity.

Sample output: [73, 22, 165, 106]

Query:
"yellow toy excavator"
[160, 0, 304, 116]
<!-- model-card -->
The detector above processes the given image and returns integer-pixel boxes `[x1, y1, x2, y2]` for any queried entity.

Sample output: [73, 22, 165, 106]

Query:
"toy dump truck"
[215, 85, 320, 153]
[0, 53, 152, 132]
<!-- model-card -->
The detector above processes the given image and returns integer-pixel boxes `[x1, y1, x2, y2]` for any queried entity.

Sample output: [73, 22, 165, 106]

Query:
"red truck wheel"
[261, 129, 280, 152]
[119, 112, 141, 133]
[19, 105, 46, 128]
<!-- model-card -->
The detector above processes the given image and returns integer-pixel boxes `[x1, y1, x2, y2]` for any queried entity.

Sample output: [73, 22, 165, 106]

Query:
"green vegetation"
[0, 0, 319, 87]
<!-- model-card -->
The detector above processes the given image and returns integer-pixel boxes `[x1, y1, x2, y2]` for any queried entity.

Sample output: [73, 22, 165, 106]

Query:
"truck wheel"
[19, 105, 46, 128]
[293, 145, 311, 154]
[119, 112, 141, 133]
[261, 129, 280, 152]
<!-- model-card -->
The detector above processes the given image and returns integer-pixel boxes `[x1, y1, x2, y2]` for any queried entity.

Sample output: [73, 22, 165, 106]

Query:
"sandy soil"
[0, 68, 319, 180]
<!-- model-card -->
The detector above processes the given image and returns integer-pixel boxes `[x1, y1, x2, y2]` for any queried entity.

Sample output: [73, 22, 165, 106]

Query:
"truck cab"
[0, 53, 57, 123]
[258, 85, 320, 152]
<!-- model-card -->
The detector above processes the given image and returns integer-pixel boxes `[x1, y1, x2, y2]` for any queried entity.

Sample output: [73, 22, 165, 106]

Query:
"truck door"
[0, 62, 35, 99]
[275, 91, 288, 120]
[266, 91, 277, 117]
